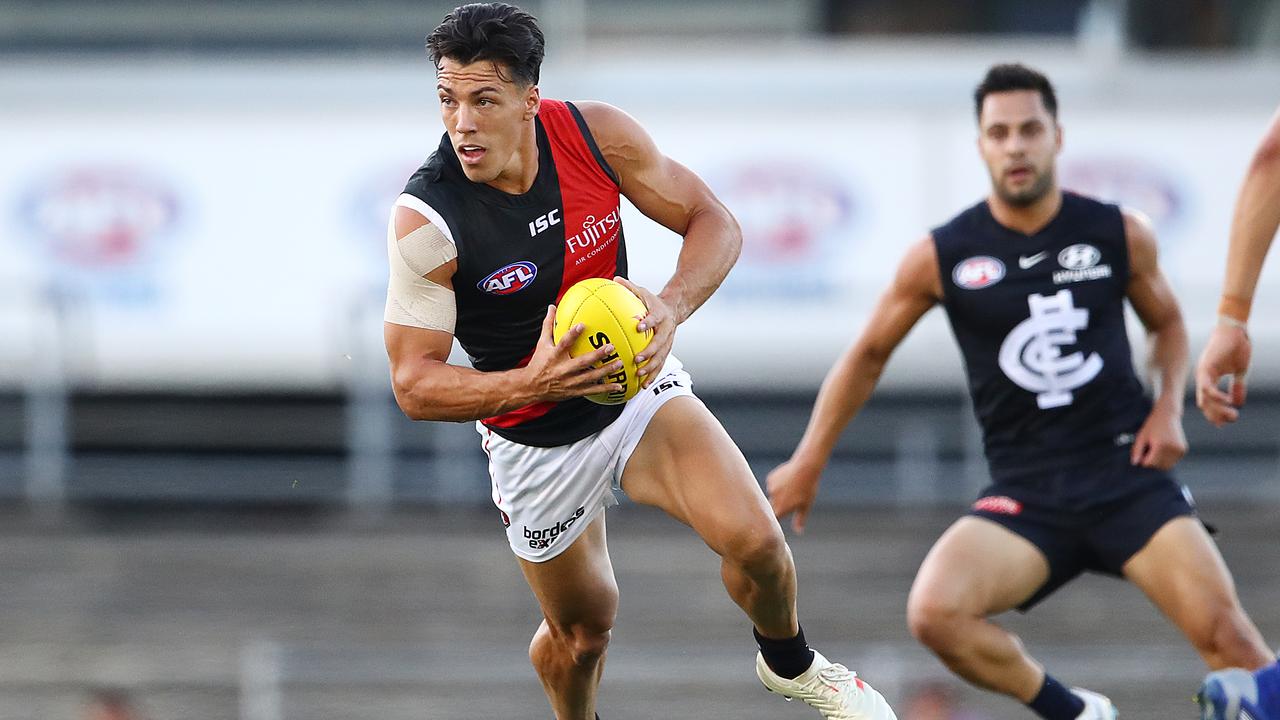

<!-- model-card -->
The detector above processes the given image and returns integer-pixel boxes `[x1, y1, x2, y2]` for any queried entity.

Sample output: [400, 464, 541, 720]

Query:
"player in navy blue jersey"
[768, 63, 1276, 720]
[1195, 106, 1280, 720]
[382, 4, 897, 719]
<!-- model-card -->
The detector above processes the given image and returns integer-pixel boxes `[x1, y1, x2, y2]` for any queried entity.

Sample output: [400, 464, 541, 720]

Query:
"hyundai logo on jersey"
[479, 261, 538, 295]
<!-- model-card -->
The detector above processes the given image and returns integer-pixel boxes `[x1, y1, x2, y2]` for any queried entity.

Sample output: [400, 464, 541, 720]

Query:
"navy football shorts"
[968, 458, 1198, 612]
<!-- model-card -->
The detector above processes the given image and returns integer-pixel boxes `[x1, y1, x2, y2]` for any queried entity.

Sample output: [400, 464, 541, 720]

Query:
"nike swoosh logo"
[1018, 252, 1048, 269]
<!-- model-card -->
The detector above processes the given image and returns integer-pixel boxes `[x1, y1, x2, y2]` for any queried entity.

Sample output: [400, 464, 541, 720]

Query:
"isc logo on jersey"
[479, 261, 538, 295]
[953, 256, 1006, 290]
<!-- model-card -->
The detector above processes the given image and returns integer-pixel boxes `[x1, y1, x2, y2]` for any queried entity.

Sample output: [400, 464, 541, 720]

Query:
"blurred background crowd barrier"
[0, 1, 1277, 718]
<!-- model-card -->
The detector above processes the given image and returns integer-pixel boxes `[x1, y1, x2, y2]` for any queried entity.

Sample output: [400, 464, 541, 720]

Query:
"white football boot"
[1071, 687, 1118, 719]
[756, 649, 898, 720]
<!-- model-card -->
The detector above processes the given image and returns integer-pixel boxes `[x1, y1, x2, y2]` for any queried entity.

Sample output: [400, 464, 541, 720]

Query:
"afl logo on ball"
[479, 261, 538, 295]
[953, 256, 1006, 290]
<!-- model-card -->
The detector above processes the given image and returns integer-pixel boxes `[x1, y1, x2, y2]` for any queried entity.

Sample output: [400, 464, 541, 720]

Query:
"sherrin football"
[553, 278, 653, 405]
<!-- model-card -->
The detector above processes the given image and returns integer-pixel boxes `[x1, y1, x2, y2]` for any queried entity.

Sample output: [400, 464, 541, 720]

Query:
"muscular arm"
[1220, 107, 1280, 319]
[791, 236, 943, 465]
[578, 101, 741, 325]
[1195, 107, 1280, 424]
[767, 237, 941, 531]
[385, 207, 619, 422]
[1124, 209, 1189, 468]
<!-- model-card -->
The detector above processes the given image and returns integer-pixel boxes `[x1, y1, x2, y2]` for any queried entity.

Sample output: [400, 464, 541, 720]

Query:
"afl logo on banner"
[953, 256, 1006, 290]
[479, 261, 538, 295]
[1061, 157, 1185, 237]
[715, 163, 853, 264]
[707, 160, 856, 299]
[18, 167, 180, 268]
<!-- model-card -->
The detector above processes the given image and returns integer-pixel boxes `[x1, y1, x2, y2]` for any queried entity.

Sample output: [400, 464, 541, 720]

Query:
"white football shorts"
[479, 356, 695, 562]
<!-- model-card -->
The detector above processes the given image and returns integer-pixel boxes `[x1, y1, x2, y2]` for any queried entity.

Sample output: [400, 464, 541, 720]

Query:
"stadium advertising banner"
[1, 68, 1277, 391]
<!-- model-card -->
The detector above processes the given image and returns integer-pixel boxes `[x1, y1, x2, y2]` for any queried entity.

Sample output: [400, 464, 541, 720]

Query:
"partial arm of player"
[384, 205, 623, 422]
[1196, 107, 1280, 425]
[577, 101, 742, 384]
[1124, 209, 1189, 470]
[766, 236, 943, 532]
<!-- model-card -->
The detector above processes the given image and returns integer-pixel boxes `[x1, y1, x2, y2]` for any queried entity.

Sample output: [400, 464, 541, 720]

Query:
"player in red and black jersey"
[382, 4, 897, 719]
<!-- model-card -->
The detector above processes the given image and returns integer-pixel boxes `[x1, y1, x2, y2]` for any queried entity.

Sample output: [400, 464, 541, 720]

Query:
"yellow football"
[553, 278, 654, 405]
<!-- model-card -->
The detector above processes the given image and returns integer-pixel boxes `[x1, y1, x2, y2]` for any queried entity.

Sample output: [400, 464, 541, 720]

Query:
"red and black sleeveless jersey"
[402, 99, 628, 447]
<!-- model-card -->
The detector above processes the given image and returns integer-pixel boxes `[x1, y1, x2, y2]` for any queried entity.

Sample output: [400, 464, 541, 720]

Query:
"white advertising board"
[1, 61, 1276, 391]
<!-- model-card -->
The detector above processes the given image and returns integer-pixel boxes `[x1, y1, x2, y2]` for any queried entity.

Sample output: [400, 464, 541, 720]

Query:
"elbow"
[697, 202, 742, 264]
[390, 367, 435, 421]
[725, 210, 744, 262]
[1147, 309, 1188, 343]
[852, 342, 891, 380]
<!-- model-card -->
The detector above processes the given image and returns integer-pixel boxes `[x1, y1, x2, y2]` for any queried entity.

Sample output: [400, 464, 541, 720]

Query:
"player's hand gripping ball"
[554, 278, 653, 405]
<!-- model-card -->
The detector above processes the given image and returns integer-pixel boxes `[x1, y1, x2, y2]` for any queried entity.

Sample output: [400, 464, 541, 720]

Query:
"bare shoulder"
[897, 234, 944, 301]
[390, 202, 456, 285]
[394, 205, 431, 239]
[572, 100, 642, 139]
[571, 101, 655, 172]
[1121, 207, 1159, 271]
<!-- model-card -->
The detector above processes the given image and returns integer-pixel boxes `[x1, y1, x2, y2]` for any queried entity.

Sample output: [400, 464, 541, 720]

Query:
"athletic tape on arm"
[385, 194, 458, 332]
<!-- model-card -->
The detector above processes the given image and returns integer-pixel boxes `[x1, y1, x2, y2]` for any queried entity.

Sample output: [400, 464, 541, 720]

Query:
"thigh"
[1121, 515, 1243, 633]
[620, 396, 778, 553]
[518, 513, 619, 630]
[483, 425, 616, 563]
[910, 516, 1053, 617]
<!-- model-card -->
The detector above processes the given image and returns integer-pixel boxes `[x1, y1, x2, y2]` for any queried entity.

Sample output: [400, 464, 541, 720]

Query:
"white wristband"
[1218, 314, 1248, 331]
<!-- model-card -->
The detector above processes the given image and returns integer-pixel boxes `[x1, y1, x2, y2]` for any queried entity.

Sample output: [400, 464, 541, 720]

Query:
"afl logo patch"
[952, 256, 1005, 290]
[1058, 244, 1101, 270]
[479, 261, 538, 295]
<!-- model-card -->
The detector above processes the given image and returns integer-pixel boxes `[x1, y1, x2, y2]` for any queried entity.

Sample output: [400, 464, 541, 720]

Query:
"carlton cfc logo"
[953, 256, 1006, 290]
[479, 261, 538, 295]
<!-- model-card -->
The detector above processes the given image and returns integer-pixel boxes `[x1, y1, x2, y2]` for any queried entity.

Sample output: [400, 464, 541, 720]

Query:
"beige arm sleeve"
[384, 194, 458, 332]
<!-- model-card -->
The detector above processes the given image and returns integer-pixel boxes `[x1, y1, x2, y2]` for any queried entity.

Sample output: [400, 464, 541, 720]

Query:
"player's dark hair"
[427, 3, 545, 86]
[974, 63, 1058, 121]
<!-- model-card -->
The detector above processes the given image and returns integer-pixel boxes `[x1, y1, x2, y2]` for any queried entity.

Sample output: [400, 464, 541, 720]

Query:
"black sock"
[1027, 674, 1084, 720]
[753, 625, 815, 680]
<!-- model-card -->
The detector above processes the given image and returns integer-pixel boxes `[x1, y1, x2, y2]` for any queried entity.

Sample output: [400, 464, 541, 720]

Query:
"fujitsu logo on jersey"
[478, 261, 538, 295]
[565, 207, 620, 255]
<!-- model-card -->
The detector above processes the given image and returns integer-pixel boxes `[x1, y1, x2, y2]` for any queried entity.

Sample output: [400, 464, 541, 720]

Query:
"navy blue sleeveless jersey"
[932, 192, 1151, 480]
[402, 99, 628, 447]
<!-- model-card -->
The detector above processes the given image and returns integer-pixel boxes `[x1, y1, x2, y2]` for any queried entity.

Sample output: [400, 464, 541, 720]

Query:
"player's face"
[436, 58, 540, 186]
[977, 90, 1063, 207]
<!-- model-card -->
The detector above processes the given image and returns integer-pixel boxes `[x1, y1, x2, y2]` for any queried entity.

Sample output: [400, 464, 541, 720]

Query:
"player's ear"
[1054, 121, 1064, 152]
[524, 85, 541, 121]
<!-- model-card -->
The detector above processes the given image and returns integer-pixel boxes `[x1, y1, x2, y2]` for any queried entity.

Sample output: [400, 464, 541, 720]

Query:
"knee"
[722, 521, 790, 574]
[1194, 601, 1262, 663]
[535, 619, 614, 668]
[906, 592, 966, 654]
[563, 622, 612, 666]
